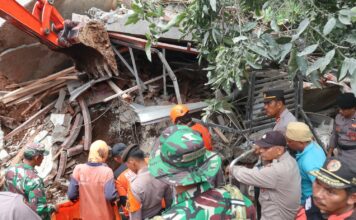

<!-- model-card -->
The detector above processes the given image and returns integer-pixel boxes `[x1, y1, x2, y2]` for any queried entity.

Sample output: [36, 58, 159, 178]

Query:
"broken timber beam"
[61, 113, 83, 149]
[78, 97, 92, 151]
[21, 90, 50, 116]
[55, 151, 67, 182]
[5, 101, 56, 140]
[104, 75, 163, 102]
[67, 145, 84, 157]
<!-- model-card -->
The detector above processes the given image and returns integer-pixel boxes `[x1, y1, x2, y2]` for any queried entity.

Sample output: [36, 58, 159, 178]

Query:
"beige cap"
[286, 122, 313, 142]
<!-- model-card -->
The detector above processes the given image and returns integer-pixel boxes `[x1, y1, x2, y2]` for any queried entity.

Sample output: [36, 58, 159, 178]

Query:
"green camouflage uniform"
[4, 143, 54, 220]
[149, 125, 255, 220]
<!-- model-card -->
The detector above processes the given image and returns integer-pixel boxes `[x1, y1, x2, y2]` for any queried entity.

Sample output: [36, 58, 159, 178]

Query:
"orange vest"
[191, 123, 213, 151]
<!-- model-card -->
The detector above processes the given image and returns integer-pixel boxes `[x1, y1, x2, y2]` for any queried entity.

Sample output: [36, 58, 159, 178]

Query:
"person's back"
[71, 163, 116, 220]
[0, 192, 41, 220]
[67, 140, 117, 220]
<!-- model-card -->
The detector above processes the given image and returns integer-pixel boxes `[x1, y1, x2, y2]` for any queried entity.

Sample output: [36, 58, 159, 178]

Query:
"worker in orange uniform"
[170, 104, 213, 151]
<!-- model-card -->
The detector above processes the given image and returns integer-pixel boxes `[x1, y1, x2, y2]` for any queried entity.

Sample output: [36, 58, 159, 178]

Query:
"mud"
[60, 21, 118, 76]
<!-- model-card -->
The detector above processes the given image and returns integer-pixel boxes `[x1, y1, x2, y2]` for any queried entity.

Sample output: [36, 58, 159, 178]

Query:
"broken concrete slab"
[35, 136, 54, 179]
[52, 125, 70, 143]
[33, 130, 49, 143]
[50, 114, 72, 127]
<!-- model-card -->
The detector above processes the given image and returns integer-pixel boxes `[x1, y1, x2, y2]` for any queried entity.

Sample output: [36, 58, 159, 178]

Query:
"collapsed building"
[0, 0, 347, 203]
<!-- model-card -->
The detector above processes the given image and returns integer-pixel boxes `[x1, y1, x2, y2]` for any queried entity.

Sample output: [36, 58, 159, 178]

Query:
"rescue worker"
[0, 191, 41, 220]
[4, 142, 56, 220]
[170, 104, 213, 151]
[170, 104, 225, 188]
[112, 143, 128, 179]
[310, 156, 356, 219]
[263, 90, 297, 134]
[286, 122, 325, 219]
[149, 125, 256, 220]
[328, 93, 356, 160]
[123, 144, 173, 220]
[67, 140, 118, 220]
[232, 130, 301, 220]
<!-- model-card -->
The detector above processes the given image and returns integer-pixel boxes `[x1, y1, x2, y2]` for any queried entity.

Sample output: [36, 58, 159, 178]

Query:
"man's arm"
[26, 177, 55, 219]
[67, 176, 79, 201]
[232, 165, 278, 189]
[104, 178, 118, 202]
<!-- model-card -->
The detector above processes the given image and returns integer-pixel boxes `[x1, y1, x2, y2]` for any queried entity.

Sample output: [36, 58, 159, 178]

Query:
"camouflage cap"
[148, 125, 221, 186]
[24, 142, 49, 158]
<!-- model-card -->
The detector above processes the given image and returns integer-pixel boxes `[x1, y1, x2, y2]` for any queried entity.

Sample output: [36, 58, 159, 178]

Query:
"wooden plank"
[3, 80, 65, 104]
[61, 113, 83, 149]
[55, 89, 67, 112]
[21, 90, 50, 116]
[55, 151, 67, 182]
[78, 97, 92, 151]
[213, 127, 230, 144]
[104, 75, 163, 102]
[5, 101, 56, 140]
[67, 145, 84, 157]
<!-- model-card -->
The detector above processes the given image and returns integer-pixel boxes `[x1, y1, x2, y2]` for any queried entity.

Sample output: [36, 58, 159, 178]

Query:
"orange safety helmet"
[170, 104, 189, 124]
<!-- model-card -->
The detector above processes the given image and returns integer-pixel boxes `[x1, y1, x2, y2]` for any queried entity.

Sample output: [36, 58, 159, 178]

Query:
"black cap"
[336, 93, 356, 109]
[310, 156, 356, 189]
[263, 90, 285, 102]
[112, 143, 127, 157]
[254, 131, 286, 148]
[121, 144, 139, 162]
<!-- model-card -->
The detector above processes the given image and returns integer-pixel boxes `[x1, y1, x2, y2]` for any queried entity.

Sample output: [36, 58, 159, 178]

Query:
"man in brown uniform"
[232, 131, 301, 220]
[263, 90, 297, 135]
[328, 93, 356, 160]
[122, 145, 173, 220]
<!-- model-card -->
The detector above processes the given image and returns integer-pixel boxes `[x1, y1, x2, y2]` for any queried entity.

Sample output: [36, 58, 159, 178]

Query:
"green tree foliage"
[127, 0, 356, 96]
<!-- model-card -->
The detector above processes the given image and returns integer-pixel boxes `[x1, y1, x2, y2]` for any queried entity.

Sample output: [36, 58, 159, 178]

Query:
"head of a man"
[111, 143, 127, 164]
[285, 122, 313, 152]
[336, 93, 356, 119]
[23, 143, 49, 167]
[254, 131, 286, 162]
[170, 104, 192, 125]
[122, 144, 145, 174]
[263, 90, 286, 118]
[311, 157, 356, 216]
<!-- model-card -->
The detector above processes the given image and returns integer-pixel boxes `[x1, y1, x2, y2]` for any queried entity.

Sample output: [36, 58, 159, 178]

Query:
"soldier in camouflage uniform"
[4, 143, 55, 220]
[149, 125, 256, 220]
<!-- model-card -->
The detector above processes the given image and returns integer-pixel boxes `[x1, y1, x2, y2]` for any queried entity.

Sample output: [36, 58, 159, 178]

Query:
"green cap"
[24, 143, 49, 158]
[148, 125, 221, 186]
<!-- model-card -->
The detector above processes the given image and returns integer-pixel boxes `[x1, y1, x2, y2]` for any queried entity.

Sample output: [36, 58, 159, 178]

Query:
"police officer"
[263, 90, 297, 134]
[232, 131, 301, 220]
[328, 93, 356, 160]
[310, 156, 356, 219]
[149, 125, 256, 220]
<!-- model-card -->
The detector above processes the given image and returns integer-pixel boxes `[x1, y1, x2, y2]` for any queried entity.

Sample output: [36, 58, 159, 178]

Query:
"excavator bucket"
[58, 20, 119, 77]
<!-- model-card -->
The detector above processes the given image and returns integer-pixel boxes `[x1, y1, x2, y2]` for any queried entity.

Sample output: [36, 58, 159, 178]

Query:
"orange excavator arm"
[0, 0, 65, 49]
[0, 0, 118, 77]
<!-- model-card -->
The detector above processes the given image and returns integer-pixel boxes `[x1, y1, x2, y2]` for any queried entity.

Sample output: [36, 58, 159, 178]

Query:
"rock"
[0, 149, 9, 162]
[52, 125, 69, 143]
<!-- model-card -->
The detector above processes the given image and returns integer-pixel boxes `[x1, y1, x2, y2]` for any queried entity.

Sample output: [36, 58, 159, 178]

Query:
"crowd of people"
[0, 91, 355, 220]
